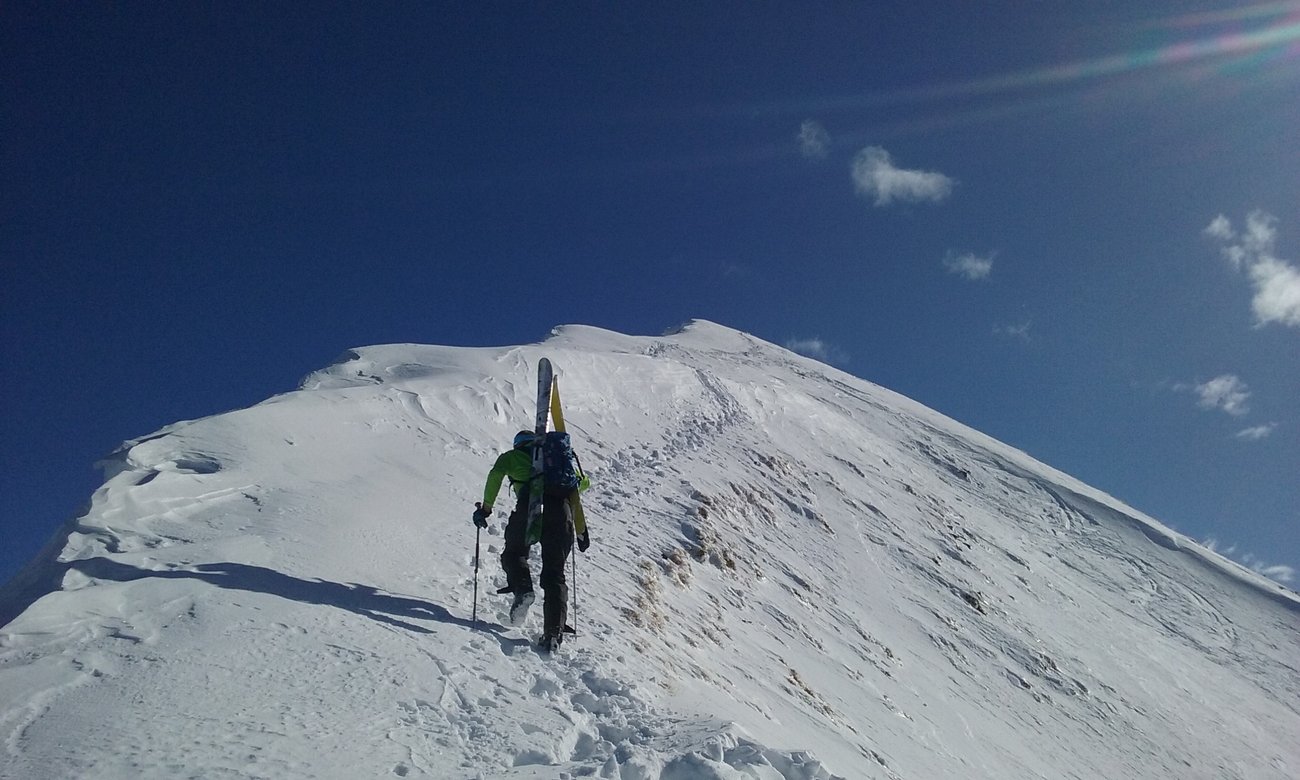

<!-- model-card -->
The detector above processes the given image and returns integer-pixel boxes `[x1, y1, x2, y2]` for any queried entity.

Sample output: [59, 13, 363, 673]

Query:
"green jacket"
[480, 446, 590, 511]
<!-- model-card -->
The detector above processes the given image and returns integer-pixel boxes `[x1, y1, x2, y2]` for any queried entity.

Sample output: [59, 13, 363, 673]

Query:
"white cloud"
[1256, 564, 1297, 583]
[786, 337, 849, 365]
[944, 250, 995, 280]
[721, 261, 751, 278]
[1248, 255, 1300, 327]
[1195, 374, 1251, 416]
[1204, 538, 1295, 583]
[1203, 214, 1234, 241]
[798, 120, 830, 160]
[1202, 538, 1234, 555]
[1235, 423, 1277, 441]
[851, 146, 955, 206]
[994, 320, 1032, 341]
[1204, 211, 1300, 327]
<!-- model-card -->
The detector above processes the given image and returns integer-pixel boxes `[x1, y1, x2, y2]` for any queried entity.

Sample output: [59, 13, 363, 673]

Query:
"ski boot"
[537, 630, 563, 654]
[507, 590, 535, 626]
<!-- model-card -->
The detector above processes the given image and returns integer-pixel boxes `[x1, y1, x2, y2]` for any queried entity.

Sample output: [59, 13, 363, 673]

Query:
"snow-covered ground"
[2, 321, 1297, 779]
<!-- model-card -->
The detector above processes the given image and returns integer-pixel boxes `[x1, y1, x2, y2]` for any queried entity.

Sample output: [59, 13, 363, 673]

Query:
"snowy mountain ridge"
[2, 320, 1297, 779]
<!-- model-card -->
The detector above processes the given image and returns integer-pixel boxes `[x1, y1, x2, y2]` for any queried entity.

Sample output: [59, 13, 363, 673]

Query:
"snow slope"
[2, 320, 1297, 779]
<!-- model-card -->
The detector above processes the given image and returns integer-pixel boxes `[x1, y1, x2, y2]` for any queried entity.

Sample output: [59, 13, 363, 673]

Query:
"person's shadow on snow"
[68, 558, 528, 651]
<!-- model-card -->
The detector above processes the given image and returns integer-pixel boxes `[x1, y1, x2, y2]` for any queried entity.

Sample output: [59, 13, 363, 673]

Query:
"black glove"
[576, 530, 590, 552]
[472, 503, 490, 528]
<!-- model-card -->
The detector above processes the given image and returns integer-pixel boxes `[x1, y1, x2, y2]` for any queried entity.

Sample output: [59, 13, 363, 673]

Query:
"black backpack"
[540, 431, 580, 494]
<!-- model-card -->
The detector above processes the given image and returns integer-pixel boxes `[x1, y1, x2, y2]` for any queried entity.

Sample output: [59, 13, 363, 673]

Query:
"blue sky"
[3, 2, 1297, 587]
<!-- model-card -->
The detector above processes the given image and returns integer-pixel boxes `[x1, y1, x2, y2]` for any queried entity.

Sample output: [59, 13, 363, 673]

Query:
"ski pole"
[472, 526, 481, 625]
[571, 537, 578, 637]
[571, 453, 584, 638]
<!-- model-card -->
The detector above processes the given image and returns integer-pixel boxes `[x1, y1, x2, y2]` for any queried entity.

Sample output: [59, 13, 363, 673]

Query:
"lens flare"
[785, 3, 1300, 117]
[903, 16, 1300, 103]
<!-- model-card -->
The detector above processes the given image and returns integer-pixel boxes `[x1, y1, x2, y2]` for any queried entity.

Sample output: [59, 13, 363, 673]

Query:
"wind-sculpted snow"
[2, 320, 1298, 779]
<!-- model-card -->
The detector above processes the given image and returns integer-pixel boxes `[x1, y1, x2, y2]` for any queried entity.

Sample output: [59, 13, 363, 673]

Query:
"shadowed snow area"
[2, 320, 1298, 778]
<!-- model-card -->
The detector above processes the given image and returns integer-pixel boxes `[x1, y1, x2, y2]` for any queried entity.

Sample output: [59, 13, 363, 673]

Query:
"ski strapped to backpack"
[549, 376, 589, 540]
[525, 358, 553, 538]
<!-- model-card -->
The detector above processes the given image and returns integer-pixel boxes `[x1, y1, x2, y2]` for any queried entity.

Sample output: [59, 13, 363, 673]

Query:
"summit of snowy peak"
[300, 323, 789, 394]
[659, 318, 769, 352]
[661, 318, 734, 337]
[546, 321, 766, 359]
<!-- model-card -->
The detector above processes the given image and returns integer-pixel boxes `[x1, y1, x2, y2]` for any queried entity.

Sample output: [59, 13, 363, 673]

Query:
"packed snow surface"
[2, 320, 1297, 779]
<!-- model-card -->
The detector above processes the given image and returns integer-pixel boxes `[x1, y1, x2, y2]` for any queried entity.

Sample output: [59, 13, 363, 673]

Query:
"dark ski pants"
[502, 489, 574, 634]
